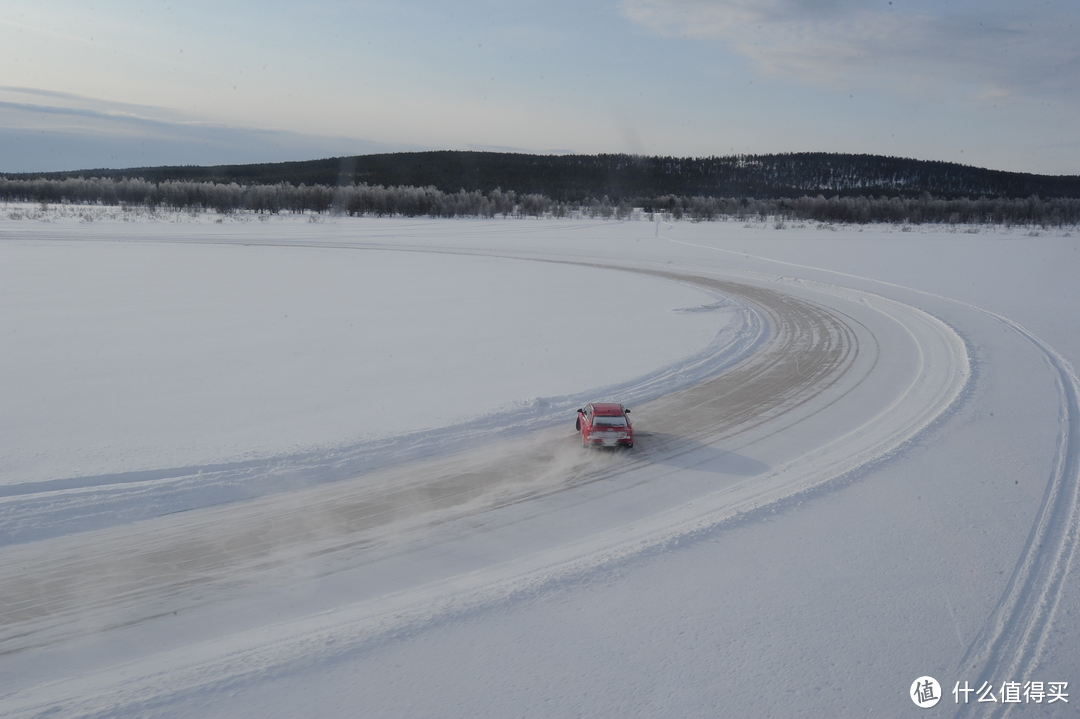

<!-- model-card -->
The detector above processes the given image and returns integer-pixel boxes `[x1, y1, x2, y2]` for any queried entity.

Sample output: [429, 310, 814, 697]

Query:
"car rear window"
[592, 415, 627, 427]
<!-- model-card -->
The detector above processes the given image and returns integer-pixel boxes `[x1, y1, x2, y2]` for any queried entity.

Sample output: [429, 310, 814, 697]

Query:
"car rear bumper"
[586, 432, 633, 447]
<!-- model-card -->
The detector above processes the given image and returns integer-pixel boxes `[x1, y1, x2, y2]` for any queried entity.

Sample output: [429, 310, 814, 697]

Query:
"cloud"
[622, 0, 1080, 101]
[0, 100, 182, 131]
[0, 88, 423, 173]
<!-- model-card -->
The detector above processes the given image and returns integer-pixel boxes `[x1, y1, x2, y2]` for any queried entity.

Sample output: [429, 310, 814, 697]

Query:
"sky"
[1, 0, 1078, 175]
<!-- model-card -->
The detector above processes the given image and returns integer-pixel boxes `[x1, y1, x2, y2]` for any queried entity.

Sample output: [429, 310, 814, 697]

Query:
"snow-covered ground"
[1, 211, 1077, 717]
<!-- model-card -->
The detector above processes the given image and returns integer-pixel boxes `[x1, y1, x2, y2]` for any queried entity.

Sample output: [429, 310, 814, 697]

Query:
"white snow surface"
[1, 212, 1078, 718]
[1, 237, 729, 484]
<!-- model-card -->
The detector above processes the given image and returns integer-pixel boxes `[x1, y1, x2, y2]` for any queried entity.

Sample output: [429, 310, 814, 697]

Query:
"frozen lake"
[1, 212, 1077, 717]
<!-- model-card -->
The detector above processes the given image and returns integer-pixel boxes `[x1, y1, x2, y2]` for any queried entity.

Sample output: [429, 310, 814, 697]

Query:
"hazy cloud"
[0, 88, 422, 173]
[622, 0, 1080, 100]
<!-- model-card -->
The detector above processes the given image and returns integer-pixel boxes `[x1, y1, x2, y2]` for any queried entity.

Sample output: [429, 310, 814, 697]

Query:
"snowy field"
[1, 210, 1078, 717]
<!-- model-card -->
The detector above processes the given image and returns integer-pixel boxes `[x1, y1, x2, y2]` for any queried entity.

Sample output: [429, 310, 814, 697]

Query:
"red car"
[576, 403, 633, 449]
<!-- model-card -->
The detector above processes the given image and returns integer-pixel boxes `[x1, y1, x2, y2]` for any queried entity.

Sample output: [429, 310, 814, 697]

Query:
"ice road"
[1, 214, 1077, 717]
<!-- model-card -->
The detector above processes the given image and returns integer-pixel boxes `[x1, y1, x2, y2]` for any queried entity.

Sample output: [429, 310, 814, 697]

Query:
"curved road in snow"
[0, 244, 1011, 718]
[1, 255, 934, 649]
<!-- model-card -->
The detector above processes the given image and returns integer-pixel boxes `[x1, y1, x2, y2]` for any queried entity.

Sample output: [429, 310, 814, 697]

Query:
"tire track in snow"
[953, 315, 1080, 719]
[661, 233, 1079, 719]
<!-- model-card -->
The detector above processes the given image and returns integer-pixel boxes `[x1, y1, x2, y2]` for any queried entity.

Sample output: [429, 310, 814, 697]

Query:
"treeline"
[8, 151, 1080, 202]
[0, 177, 538, 218]
[4, 176, 1079, 226]
[657, 194, 1080, 226]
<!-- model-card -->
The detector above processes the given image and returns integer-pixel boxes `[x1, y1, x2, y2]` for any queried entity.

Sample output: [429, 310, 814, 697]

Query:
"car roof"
[591, 402, 626, 415]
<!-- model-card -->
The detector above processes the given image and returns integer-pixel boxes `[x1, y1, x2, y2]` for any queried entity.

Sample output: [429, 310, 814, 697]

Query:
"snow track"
[661, 234, 1080, 719]
[954, 314, 1080, 719]
[0, 237, 976, 718]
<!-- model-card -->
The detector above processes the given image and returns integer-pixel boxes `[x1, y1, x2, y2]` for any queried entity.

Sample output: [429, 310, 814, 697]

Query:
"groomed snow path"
[2, 217, 1076, 718]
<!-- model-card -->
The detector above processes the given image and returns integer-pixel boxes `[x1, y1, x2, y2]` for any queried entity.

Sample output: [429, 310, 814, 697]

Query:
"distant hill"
[6, 151, 1079, 200]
